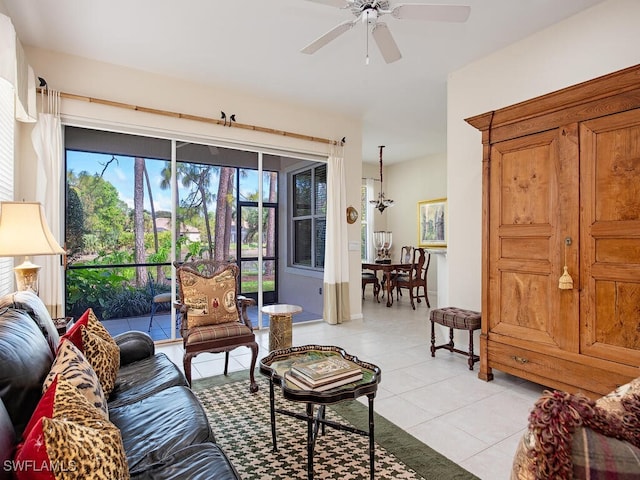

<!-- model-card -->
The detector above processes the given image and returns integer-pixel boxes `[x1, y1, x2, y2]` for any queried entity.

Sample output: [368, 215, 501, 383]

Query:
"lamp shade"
[0, 202, 65, 256]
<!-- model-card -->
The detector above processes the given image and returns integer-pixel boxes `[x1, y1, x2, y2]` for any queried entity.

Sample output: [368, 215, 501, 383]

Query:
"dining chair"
[361, 269, 380, 301]
[381, 245, 413, 298]
[391, 247, 431, 309]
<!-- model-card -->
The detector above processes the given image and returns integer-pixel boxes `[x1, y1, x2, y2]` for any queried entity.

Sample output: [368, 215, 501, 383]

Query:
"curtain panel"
[322, 149, 350, 324]
[31, 90, 64, 317]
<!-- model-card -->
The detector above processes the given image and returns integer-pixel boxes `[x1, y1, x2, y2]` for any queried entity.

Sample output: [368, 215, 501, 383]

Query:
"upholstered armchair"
[175, 260, 258, 393]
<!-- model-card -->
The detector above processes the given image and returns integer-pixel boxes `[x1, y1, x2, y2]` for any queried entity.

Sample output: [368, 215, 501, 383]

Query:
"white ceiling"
[4, 0, 604, 164]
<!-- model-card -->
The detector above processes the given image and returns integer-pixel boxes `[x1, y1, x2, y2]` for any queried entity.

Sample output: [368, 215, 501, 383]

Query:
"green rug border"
[193, 371, 479, 480]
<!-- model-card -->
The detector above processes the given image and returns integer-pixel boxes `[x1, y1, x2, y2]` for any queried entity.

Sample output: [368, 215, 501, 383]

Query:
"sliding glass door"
[64, 127, 283, 340]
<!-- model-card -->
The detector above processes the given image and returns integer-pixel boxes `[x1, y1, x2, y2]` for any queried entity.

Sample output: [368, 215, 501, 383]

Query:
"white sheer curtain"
[322, 146, 350, 324]
[31, 89, 64, 317]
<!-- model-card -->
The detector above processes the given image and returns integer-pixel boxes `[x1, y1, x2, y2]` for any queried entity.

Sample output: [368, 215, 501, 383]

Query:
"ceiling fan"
[301, 0, 471, 64]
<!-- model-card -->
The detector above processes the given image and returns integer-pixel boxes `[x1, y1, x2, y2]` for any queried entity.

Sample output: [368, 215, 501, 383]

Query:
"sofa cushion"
[0, 308, 54, 437]
[43, 339, 108, 419]
[15, 416, 129, 480]
[109, 386, 214, 476]
[129, 443, 240, 480]
[177, 266, 238, 327]
[108, 353, 188, 408]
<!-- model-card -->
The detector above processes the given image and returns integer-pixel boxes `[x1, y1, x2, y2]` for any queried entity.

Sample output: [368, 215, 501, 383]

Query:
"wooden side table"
[53, 317, 74, 335]
[261, 304, 302, 351]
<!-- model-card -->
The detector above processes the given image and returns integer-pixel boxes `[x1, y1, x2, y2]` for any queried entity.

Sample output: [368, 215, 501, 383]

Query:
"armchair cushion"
[184, 323, 253, 347]
[178, 267, 238, 327]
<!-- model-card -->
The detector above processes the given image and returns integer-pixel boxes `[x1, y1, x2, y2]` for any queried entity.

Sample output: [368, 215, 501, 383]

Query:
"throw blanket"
[526, 390, 640, 479]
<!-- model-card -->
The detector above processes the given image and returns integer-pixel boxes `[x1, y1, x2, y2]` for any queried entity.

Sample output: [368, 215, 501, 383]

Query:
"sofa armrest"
[114, 331, 155, 366]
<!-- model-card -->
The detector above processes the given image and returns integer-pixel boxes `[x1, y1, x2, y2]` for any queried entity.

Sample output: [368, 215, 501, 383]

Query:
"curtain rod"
[38, 86, 345, 147]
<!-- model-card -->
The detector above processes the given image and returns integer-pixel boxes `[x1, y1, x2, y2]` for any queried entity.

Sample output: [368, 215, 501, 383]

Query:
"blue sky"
[66, 151, 262, 212]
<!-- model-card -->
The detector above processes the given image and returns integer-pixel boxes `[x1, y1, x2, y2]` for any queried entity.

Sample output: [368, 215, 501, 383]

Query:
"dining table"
[361, 262, 412, 307]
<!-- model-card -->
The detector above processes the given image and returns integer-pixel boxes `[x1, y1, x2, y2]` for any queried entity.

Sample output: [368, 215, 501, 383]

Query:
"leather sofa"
[0, 291, 240, 479]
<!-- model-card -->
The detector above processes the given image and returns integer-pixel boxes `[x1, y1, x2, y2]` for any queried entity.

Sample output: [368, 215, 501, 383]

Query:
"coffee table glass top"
[260, 345, 381, 402]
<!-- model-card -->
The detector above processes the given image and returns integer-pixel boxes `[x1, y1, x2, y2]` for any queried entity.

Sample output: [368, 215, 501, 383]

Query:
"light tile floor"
[156, 298, 547, 479]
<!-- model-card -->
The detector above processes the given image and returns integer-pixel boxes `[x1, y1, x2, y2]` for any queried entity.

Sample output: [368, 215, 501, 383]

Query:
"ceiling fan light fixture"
[302, 1, 471, 64]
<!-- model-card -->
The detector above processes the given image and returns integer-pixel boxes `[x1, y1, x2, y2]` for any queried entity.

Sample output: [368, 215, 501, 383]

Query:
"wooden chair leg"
[430, 321, 436, 357]
[184, 353, 194, 386]
[224, 351, 230, 375]
[248, 342, 259, 393]
[468, 329, 475, 370]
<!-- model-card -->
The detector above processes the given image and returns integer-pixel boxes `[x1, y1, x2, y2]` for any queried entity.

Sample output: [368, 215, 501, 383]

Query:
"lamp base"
[14, 259, 41, 294]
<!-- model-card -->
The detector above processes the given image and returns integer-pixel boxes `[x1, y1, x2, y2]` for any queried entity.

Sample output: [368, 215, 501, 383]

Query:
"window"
[360, 184, 369, 261]
[291, 163, 326, 269]
[0, 80, 15, 295]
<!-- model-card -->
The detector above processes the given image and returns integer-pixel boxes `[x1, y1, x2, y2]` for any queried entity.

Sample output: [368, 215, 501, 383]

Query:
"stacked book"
[285, 356, 363, 391]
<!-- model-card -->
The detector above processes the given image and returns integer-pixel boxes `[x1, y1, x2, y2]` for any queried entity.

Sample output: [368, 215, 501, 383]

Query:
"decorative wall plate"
[346, 206, 359, 224]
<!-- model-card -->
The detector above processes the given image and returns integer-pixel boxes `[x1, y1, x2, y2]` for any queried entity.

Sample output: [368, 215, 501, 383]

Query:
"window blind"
[0, 80, 15, 294]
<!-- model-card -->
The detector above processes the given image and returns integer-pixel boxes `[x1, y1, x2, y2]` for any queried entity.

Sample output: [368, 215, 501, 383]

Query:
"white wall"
[447, 0, 640, 312]
[386, 153, 447, 305]
[17, 47, 365, 319]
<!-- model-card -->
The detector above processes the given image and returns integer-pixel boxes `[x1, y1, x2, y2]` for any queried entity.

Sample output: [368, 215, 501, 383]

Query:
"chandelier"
[370, 145, 394, 213]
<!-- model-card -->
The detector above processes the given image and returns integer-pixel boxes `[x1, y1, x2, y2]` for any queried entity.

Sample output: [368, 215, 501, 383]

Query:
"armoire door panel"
[499, 144, 552, 226]
[488, 128, 579, 353]
[500, 237, 549, 260]
[595, 238, 640, 264]
[580, 109, 640, 366]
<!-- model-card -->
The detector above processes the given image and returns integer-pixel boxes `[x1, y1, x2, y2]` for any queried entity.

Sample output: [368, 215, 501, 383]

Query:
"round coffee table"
[259, 345, 382, 480]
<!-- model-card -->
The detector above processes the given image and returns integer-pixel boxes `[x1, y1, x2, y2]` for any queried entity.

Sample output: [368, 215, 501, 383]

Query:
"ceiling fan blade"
[301, 19, 357, 54]
[371, 23, 402, 64]
[304, 0, 352, 7]
[391, 4, 471, 22]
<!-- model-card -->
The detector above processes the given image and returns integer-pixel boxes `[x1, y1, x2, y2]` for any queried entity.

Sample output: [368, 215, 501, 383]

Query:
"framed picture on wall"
[417, 198, 447, 248]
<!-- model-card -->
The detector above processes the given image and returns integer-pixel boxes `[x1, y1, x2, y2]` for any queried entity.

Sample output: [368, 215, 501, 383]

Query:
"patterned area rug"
[193, 372, 478, 480]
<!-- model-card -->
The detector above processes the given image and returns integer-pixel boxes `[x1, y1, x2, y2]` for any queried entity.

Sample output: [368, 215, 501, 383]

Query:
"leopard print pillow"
[24, 376, 112, 437]
[81, 328, 120, 396]
[44, 339, 108, 419]
[15, 416, 129, 480]
[87, 309, 118, 344]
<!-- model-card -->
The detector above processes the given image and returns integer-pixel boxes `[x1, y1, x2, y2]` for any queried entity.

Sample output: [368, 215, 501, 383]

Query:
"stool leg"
[430, 320, 436, 357]
[468, 329, 475, 370]
[448, 327, 455, 350]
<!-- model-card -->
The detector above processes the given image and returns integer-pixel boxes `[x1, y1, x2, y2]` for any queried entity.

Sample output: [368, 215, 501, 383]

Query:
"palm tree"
[214, 167, 234, 261]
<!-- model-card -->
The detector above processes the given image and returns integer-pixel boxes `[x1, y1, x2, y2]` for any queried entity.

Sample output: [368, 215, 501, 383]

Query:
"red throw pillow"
[59, 309, 90, 351]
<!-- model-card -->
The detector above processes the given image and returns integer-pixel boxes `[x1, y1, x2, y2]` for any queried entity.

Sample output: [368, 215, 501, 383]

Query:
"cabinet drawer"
[487, 341, 634, 398]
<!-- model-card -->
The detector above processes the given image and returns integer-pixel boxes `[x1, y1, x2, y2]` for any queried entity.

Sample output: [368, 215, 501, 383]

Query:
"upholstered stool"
[430, 307, 481, 370]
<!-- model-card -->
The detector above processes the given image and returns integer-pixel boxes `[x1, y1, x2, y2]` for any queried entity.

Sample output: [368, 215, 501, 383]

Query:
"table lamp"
[0, 202, 65, 294]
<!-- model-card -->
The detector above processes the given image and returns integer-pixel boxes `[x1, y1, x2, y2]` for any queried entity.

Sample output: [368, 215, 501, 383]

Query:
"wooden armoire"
[466, 64, 640, 398]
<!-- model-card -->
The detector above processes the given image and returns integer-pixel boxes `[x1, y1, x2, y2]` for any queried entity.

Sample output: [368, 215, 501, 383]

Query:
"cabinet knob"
[511, 355, 528, 364]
